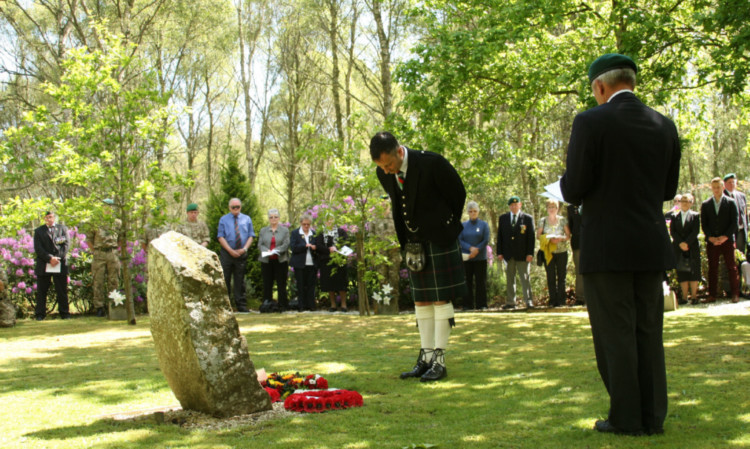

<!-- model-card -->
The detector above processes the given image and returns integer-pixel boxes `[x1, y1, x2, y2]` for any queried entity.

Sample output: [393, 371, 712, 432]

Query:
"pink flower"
[28, 269, 34, 275]
[15, 269, 24, 276]
[25, 287, 32, 294]
[17, 281, 26, 289]
[11, 287, 18, 293]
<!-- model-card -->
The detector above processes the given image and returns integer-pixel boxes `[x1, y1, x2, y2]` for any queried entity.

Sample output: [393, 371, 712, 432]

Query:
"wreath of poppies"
[284, 389, 363, 413]
[260, 372, 362, 413]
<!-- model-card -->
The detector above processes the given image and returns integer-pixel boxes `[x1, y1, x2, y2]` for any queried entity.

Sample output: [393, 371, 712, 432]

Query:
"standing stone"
[148, 231, 271, 417]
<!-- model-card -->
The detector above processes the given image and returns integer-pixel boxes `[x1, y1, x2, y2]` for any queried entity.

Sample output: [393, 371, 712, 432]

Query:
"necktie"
[234, 216, 242, 249]
[397, 171, 405, 190]
[511, 214, 516, 226]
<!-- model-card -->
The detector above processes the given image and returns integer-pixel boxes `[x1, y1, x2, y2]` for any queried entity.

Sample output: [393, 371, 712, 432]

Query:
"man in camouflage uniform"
[177, 203, 210, 247]
[140, 207, 171, 252]
[90, 199, 121, 317]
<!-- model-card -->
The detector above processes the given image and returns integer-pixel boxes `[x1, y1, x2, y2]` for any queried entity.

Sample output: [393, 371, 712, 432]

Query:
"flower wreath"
[284, 389, 363, 413]
[261, 373, 329, 401]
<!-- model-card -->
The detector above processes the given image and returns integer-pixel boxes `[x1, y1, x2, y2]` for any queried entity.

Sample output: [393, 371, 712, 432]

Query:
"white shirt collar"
[399, 146, 409, 175]
[607, 89, 633, 103]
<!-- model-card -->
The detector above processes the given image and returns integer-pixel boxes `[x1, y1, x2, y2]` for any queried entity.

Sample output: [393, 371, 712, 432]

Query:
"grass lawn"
[1, 306, 748, 449]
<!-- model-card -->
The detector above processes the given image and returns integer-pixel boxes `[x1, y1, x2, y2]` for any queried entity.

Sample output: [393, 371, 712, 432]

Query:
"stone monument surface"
[148, 231, 270, 417]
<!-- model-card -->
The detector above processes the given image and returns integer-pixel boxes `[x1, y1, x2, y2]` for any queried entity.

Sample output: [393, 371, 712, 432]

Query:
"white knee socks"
[433, 303, 454, 351]
[415, 305, 435, 362]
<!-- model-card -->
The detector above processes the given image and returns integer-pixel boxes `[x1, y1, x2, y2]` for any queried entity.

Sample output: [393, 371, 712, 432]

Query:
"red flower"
[284, 390, 363, 413]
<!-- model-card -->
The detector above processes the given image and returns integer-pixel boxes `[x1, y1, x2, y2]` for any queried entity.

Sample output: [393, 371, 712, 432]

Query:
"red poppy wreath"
[284, 389, 363, 413]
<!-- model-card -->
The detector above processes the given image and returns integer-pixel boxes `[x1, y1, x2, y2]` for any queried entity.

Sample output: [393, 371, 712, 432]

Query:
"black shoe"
[60, 314, 72, 320]
[594, 420, 644, 436]
[501, 304, 515, 310]
[328, 307, 337, 312]
[340, 307, 348, 313]
[420, 363, 447, 382]
[236, 308, 250, 314]
[400, 349, 432, 379]
[35, 316, 45, 321]
[96, 307, 106, 317]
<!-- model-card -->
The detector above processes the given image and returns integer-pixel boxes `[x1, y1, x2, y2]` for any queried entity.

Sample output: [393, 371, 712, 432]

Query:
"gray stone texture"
[148, 231, 271, 417]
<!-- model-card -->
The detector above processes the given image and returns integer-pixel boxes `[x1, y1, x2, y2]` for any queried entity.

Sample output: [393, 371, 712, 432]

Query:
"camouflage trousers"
[92, 249, 121, 308]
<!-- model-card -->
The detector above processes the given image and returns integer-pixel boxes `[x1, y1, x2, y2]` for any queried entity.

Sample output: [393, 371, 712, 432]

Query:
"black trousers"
[462, 260, 487, 309]
[544, 252, 568, 306]
[35, 273, 69, 318]
[220, 249, 248, 309]
[294, 265, 317, 311]
[584, 271, 667, 433]
[261, 260, 289, 307]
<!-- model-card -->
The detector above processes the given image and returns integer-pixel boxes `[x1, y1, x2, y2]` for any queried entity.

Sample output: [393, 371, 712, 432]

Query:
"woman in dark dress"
[316, 219, 350, 312]
[669, 193, 701, 304]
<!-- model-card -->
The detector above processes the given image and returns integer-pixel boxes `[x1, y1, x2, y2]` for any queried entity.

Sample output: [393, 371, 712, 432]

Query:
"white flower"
[382, 294, 391, 306]
[381, 284, 393, 295]
[373, 292, 383, 303]
[108, 290, 125, 306]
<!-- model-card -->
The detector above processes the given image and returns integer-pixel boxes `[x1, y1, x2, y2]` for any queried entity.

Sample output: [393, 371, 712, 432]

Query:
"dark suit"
[724, 189, 747, 253]
[376, 148, 465, 249]
[290, 227, 317, 311]
[496, 211, 535, 306]
[33, 223, 70, 319]
[560, 91, 680, 434]
[670, 210, 701, 282]
[701, 195, 739, 298]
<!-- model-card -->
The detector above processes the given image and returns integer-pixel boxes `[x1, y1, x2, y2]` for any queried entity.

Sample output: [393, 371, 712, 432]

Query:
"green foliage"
[206, 151, 264, 302]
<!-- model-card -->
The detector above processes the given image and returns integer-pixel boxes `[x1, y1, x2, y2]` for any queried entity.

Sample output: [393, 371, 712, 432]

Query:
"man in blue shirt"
[217, 198, 255, 313]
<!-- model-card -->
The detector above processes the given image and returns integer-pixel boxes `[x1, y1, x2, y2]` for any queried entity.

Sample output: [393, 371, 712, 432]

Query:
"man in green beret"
[723, 173, 747, 254]
[177, 203, 210, 247]
[560, 53, 680, 435]
[495, 195, 535, 309]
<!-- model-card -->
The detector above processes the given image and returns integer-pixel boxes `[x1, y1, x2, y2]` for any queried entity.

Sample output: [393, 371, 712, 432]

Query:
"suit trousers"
[573, 249, 585, 303]
[462, 259, 487, 309]
[220, 249, 248, 309]
[707, 239, 739, 298]
[544, 252, 568, 306]
[584, 271, 667, 433]
[505, 258, 532, 306]
[35, 273, 69, 319]
[294, 265, 318, 311]
[261, 260, 288, 308]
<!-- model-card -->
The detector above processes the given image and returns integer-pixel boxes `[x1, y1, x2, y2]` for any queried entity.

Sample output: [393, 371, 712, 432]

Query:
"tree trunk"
[356, 230, 371, 316]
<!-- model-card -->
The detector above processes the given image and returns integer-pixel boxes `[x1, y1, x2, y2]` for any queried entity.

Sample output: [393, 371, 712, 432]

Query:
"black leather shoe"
[420, 363, 447, 382]
[501, 304, 515, 310]
[400, 349, 432, 379]
[594, 420, 644, 436]
[96, 307, 106, 317]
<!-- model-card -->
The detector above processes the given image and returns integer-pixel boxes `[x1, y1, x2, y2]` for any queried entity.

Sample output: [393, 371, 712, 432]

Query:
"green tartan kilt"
[408, 240, 468, 302]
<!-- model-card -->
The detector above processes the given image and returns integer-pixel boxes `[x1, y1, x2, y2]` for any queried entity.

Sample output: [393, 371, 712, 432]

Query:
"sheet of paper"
[338, 246, 354, 256]
[46, 263, 61, 273]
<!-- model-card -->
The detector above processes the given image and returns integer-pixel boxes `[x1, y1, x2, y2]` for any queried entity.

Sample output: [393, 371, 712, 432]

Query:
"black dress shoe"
[420, 363, 447, 382]
[96, 307, 106, 317]
[35, 316, 45, 321]
[594, 420, 644, 436]
[400, 349, 432, 379]
[501, 304, 515, 310]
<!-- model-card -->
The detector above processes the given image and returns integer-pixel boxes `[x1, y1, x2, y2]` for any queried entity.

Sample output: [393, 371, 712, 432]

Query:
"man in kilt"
[370, 131, 467, 382]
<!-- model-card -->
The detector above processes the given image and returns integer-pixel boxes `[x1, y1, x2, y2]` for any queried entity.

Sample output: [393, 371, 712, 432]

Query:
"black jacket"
[34, 223, 69, 276]
[560, 92, 681, 273]
[701, 195, 738, 241]
[376, 148, 466, 249]
[289, 227, 317, 269]
[670, 210, 700, 259]
[496, 211, 535, 260]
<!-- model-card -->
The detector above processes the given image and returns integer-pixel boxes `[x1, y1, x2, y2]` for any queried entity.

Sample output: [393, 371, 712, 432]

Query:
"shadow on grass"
[6, 312, 750, 448]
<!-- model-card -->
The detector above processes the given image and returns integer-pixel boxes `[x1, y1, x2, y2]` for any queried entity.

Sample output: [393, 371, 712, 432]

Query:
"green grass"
[1, 308, 748, 449]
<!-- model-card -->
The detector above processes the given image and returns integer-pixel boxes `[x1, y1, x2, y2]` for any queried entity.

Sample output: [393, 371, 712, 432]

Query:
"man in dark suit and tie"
[723, 173, 747, 253]
[701, 177, 740, 303]
[33, 211, 71, 320]
[495, 196, 535, 309]
[560, 53, 681, 436]
[371, 131, 467, 382]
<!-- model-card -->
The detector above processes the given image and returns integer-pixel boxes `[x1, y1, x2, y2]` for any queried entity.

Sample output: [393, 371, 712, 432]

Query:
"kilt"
[408, 240, 468, 302]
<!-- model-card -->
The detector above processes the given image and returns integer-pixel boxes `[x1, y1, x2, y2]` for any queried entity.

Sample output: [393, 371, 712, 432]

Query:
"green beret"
[507, 196, 521, 205]
[103, 199, 114, 205]
[723, 173, 737, 181]
[588, 53, 638, 83]
[187, 203, 199, 212]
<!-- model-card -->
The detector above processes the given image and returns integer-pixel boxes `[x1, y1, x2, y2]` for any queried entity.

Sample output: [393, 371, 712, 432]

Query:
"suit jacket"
[701, 195, 738, 242]
[670, 210, 700, 259]
[257, 225, 290, 263]
[496, 211, 535, 260]
[560, 92, 681, 273]
[34, 223, 69, 276]
[725, 188, 747, 235]
[376, 148, 466, 249]
[315, 227, 348, 265]
[289, 227, 317, 269]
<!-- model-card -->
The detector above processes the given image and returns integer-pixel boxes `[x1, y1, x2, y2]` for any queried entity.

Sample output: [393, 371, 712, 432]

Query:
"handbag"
[405, 241, 425, 272]
[536, 249, 545, 267]
[676, 253, 691, 272]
